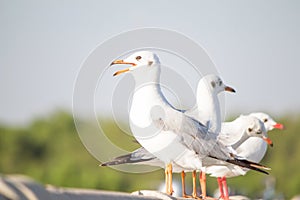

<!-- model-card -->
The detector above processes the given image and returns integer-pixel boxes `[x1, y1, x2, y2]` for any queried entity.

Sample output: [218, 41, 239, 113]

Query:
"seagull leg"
[221, 177, 229, 200]
[217, 177, 225, 199]
[165, 166, 169, 194]
[192, 170, 197, 198]
[181, 171, 188, 197]
[199, 171, 207, 199]
[181, 170, 195, 199]
[169, 164, 173, 195]
[167, 163, 173, 195]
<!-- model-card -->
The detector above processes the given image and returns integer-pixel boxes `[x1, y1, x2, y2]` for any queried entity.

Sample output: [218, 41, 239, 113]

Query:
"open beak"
[263, 136, 273, 147]
[110, 59, 136, 76]
[273, 123, 284, 130]
[225, 86, 236, 93]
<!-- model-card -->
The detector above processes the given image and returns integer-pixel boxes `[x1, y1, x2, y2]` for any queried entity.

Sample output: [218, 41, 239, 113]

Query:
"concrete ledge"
[0, 174, 177, 200]
[47, 187, 167, 200]
[0, 174, 254, 200]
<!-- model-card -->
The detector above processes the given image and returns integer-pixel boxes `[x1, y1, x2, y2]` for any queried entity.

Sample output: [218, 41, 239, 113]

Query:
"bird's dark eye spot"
[248, 128, 253, 132]
[211, 81, 216, 88]
[264, 118, 268, 123]
[136, 56, 142, 60]
[219, 80, 222, 86]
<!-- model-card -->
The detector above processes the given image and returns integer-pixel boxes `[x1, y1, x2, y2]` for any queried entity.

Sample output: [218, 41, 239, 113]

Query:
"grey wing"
[184, 106, 211, 129]
[101, 147, 164, 167]
[155, 108, 232, 161]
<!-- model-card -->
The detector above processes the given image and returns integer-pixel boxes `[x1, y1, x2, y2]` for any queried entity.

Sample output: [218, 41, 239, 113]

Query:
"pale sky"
[1, 0, 300, 125]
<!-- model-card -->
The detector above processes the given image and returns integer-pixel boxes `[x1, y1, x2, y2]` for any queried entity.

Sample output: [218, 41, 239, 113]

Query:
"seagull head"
[110, 51, 160, 76]
[201, 74, 236, 94]
[250, 112, 284, 131]
[245, 116, 273, 147]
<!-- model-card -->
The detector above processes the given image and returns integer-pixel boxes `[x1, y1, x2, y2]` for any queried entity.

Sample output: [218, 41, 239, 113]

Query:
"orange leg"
[199, 171, 206, 199]
[165, 167, 169, 194]
[181, 171, 196, 199]
[192, 170, 198, 198]
[166, 163, 173, 195]
[181, 171, 187, 197]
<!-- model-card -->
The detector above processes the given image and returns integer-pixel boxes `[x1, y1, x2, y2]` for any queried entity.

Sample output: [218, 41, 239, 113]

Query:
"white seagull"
[180, 74, 236, 198]
[206, 113, 284, 200]
[104, 51, 270, 196]
[236, 112, 284, 163]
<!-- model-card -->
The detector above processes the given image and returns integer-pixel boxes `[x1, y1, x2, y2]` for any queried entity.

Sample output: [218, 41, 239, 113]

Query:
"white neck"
[129, 65, 168, 128]
[222, 117, 250, 148]
[196, 85, 221, 133]
[231, 131, 251, 149]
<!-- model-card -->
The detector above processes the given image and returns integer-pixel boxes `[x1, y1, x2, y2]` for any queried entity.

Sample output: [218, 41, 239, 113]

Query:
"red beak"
[273, 123, 284, 130]
[263, 136, 273, 147]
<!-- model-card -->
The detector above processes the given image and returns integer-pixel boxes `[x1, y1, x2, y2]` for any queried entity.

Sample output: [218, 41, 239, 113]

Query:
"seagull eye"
[211, 81, 216, 88]
[248, 128, 253, 132]
[219, 81, 222, 86]
[136, 56, 142, 61]
[264, 118, 268, 123]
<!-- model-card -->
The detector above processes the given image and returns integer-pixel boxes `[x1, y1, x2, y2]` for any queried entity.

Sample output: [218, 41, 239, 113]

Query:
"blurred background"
[1, 1, 300, 199]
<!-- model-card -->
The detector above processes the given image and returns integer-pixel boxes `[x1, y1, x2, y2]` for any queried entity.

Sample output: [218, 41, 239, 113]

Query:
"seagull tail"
[100, 153, 153, 166]
[209, 155, 271, 175]
[225, 158, 271, 175]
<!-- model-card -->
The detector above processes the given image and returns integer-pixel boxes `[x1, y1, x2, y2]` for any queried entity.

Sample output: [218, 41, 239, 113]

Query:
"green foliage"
[0, 111, 162, 191]
[0, 111, 299, 198]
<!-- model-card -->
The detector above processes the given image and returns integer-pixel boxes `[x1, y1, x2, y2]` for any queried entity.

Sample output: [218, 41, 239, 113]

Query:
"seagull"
[180, 74, 236, 198]
[236, 112, 284, 162]
[217, 115, 273, 149]
[105, 51, 270, 196]
[205, 113, 284, 200]
[197, 115, 273, 199]
[184, 74, 235, 199]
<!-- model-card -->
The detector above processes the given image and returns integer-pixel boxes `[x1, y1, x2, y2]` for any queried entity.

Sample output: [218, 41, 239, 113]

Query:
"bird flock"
[101, 51, 284, 200]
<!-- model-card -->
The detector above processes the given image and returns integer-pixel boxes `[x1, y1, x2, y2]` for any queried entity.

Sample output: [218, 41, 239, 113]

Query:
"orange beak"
[273, 123, 284, 130]
[225, 86, 236, 93]
[110, 59, 136, 76]
[263, 136, 273, 147]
